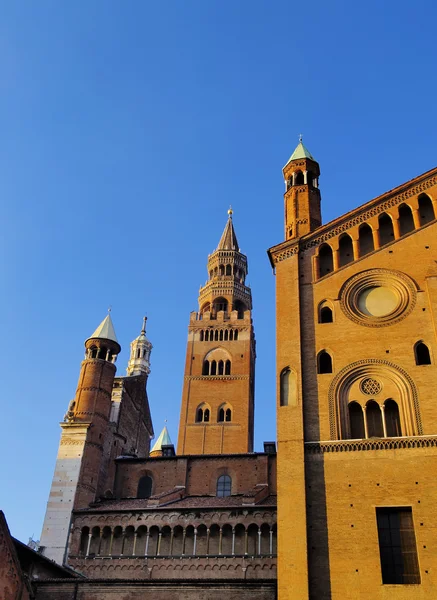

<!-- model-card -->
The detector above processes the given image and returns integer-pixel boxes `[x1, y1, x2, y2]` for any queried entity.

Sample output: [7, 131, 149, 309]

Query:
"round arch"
[328, 359, 421, 440]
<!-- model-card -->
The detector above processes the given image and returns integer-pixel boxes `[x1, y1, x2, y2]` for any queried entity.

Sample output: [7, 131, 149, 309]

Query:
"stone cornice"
[184, 375, 250, 381]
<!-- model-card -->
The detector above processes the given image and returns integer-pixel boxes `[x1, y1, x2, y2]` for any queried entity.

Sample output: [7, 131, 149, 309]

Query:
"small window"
[202, 360, 210, 375]
[204, 408, 210, 422]
[225, 408, 232, 422]
[280, 368, 290, 407]
[137, 475, 153, 499]
[376, 507, 420, 584]
[318, 302, 333, 323]
[200, 330, 204, 341]
[196, 408, 204, 422]
[317, 351, 332, 374]
[218, 408, 225, 422]
[415, 341, 431, 365]
[225, 360, 231, 375]
[366, 400, 384, 437]
[216, 474, 232, 497]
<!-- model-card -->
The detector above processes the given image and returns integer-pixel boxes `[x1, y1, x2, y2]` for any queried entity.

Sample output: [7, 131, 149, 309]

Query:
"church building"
[2, 139, 437, 600]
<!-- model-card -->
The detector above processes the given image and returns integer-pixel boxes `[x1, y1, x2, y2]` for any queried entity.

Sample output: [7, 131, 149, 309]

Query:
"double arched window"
[216, 474, 232, 497]
[218, 404, 232, 422]
[196, 403, 211, 423]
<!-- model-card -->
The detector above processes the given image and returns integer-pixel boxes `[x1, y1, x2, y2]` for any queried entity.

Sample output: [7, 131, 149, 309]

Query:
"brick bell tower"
[283, 136, 321, 240]
[40, 313, 121, 564]
[177, 209, 256, 455]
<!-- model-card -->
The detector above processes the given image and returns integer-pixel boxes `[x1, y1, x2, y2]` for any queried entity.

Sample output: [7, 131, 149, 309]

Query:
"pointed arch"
[137, 475, 153, 498]
[218, 403, 232, 422]
[225, 360, 231, 375]
[318, 301, 333, 323]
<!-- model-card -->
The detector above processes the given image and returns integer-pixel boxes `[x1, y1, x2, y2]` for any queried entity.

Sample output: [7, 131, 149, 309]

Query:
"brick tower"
[283, 136, 321, 240]
[177, 209, 256, 455]
[40, 313, 121, 564]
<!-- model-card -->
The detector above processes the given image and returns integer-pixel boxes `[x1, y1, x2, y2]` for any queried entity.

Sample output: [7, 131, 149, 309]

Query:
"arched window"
[418, 194, 435, 226]
[358, 223, 374, 256]
[219, 265, 225, 276]
[90, 346, 98, 359]
[348, 402, 365, 439]
[218, 360, 224, 375]
[307, 170, 314, 187]
[213, 297, 228, 315]
[415, 341, 431, 365]
[211, 360, 217, 375]
[225, 360, 231, 375]
[318, 302, 333, 323]
[295, 171, 304, 185]
[378, 213, 394, 246]
[202, 360, 210, 375]
[214, 330, 219, 341]
[196, 404, 210, 422]
[137, 348, 141, 358]
[366, 400, 383, 437]
[218, 408, 225, 422]
[234, 330, 238, 341]
[398, 203, 415, 236]
[98, 346, 107, 360]
[280, 368, 290, 407]
[385, 399, 402, 437]
[204, 408, 210, 422]
[200, 330, 204, 341]
[224, 330, 229, 341]
[233, 300, 246, 319]
[196, 407, 203, 422]
[137, 475, 153, 499]
[225, 408, 232, 421]
[318, 244, 334, 277]
[226, 264, 232, 276]
[216, 474, 232, 497]
[339, 234, 354, 267]
[229, 330, 233, 341]
[317, 350, 333, 374]
[219, 330, 224, 341]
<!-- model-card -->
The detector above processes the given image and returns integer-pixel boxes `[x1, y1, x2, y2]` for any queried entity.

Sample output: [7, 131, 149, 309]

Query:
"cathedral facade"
[3, 140, 437, 600]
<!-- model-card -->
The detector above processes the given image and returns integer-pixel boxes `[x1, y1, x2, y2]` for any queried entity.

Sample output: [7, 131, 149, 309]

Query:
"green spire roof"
[284, 138, 316, 167]
[150, 426, 172, 454]
[88, 313, 118, 343]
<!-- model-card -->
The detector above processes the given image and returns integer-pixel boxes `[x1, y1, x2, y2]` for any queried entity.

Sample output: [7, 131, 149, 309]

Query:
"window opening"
[216, 474, 232, 497]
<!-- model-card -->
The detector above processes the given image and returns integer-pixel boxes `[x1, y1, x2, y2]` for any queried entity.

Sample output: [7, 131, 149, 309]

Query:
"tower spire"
[217, 208, 240, 251]
[127, 317, 152, 376]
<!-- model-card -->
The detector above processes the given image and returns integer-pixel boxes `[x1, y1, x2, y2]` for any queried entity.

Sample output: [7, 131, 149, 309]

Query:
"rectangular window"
[376, 507, 420, 585]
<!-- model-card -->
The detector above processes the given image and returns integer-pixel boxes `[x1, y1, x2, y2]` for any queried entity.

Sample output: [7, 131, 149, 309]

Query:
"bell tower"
[283, 136, 321, 240]
[177, 210, 256, 455]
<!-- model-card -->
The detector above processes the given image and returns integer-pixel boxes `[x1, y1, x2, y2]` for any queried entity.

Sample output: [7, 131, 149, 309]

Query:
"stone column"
[372, 227, 380, 250]
[86, 533, 92, 557]
[393, 217, 401, 239]
[352, 237, 360, 260]
[381, 405, 388, 438]
[412, 208, 421, 229]
[157, 532, 162, 556]
[206, 528, 210, 555]
[269, 528, 273, 554]
[97, 531, 104, 556]
[219, 527, 223, 555]
[332, 248, 340, 271]
[132, 532, 138, 556]
[182, 529, 186, 555]
[232, 528, 235, 555]
[108, 530, 114, 557]
[258, 528, 262, 555]
[363, 406, 369, 439]
[193, 529, 197, 556]
[145, 532, 150, 556]
[244, 530, 248, 555]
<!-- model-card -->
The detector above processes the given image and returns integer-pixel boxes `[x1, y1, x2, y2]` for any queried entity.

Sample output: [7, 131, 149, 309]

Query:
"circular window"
[360, 377, 382, 395]
[340, 269, 416, 327]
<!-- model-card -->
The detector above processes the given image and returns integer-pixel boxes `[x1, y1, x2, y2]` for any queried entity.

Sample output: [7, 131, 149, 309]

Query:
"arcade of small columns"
[76, 521, 277, 559]
[314, 193, 436, 279]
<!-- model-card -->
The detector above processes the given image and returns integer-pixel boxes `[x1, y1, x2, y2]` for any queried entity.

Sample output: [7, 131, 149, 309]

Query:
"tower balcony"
[198, 280, 252, 305]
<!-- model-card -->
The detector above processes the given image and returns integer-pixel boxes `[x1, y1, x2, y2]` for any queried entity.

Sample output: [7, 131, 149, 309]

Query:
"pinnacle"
[217, 211, 239, 251]
[88, 313, 118, 343]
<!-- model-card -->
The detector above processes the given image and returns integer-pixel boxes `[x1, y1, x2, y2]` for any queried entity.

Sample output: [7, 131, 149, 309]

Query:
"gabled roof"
[217, 211, 239, 251]
[284, 139, 316, 168]
[150, 426, 172, 454]
[88, 313, 118, 343]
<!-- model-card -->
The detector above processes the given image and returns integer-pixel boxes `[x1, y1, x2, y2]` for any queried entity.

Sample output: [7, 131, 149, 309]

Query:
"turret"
[283, 136, 321, 240]
[126, 317, 152, 377]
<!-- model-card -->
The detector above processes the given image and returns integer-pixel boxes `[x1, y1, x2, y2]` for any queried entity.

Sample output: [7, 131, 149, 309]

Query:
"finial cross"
[299, 133, 303, 142]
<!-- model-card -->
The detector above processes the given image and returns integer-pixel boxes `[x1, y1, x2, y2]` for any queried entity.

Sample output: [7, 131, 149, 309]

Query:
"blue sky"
[1, 1, 436, 543]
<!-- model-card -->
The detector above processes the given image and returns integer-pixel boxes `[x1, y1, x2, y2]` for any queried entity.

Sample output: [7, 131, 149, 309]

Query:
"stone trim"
[184, 375, 250, 381]
[305, 435, 437, 454]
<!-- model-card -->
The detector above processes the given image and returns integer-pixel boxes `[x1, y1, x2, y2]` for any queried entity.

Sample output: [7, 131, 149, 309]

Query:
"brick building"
[3, 140, 437, 600]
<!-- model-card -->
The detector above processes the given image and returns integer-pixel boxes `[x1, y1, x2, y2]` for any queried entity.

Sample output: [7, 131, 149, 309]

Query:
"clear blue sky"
[1, 1, 436, 543]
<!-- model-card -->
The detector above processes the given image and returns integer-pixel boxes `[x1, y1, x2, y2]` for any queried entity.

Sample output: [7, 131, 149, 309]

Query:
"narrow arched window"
[415, 341, 431, 365]
[90, 346, 98, 359]
[280, 368, 290, 407]
[295, 171, 304, 185]
[204, 408, 210, 422]
[211, 360, 217, 375]
[196, 408, 203, 422]
[214, 330, 219, 341]
[99, 346, 107, 360]
[218, 360, 224, 375]
[318, 244, 334, 276]
[137, 348, 141, 358]
[200, 330, 204, 341]
[358, 223, 374, 256]
[229, 330, 233, 341]
[378, 213, 394, 246]
[225, 408, 232, 422]
[317, 351, 332, 374]
[226, 264, 232, 276]
[216, 474, 232, 497]
[319, 304, 333, 323]
[137, 475, 153, 499]
[398, 203, 415, 236]
[366, 400, 383, 437]
[218, 408, 225, 422]
[224, 330, 229, 341]
[339, 234, 354, 267]
[219, 330, 224, 341]
[202, 360, 210, 375]
[234, 330, 238, 341]
[219, 265, 225, 275]
[385, 399, 401, 437]
[348, 402, 365, 439]
[418, 194, 435, 226]
[225, 360, 231, 375]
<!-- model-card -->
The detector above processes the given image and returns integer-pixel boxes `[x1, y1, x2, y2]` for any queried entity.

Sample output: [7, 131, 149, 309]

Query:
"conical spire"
[150, 425, 173, 457]
[88, 312, 118, 343]
[284, 136, 316, 168]
[217, 208, 239, 251]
